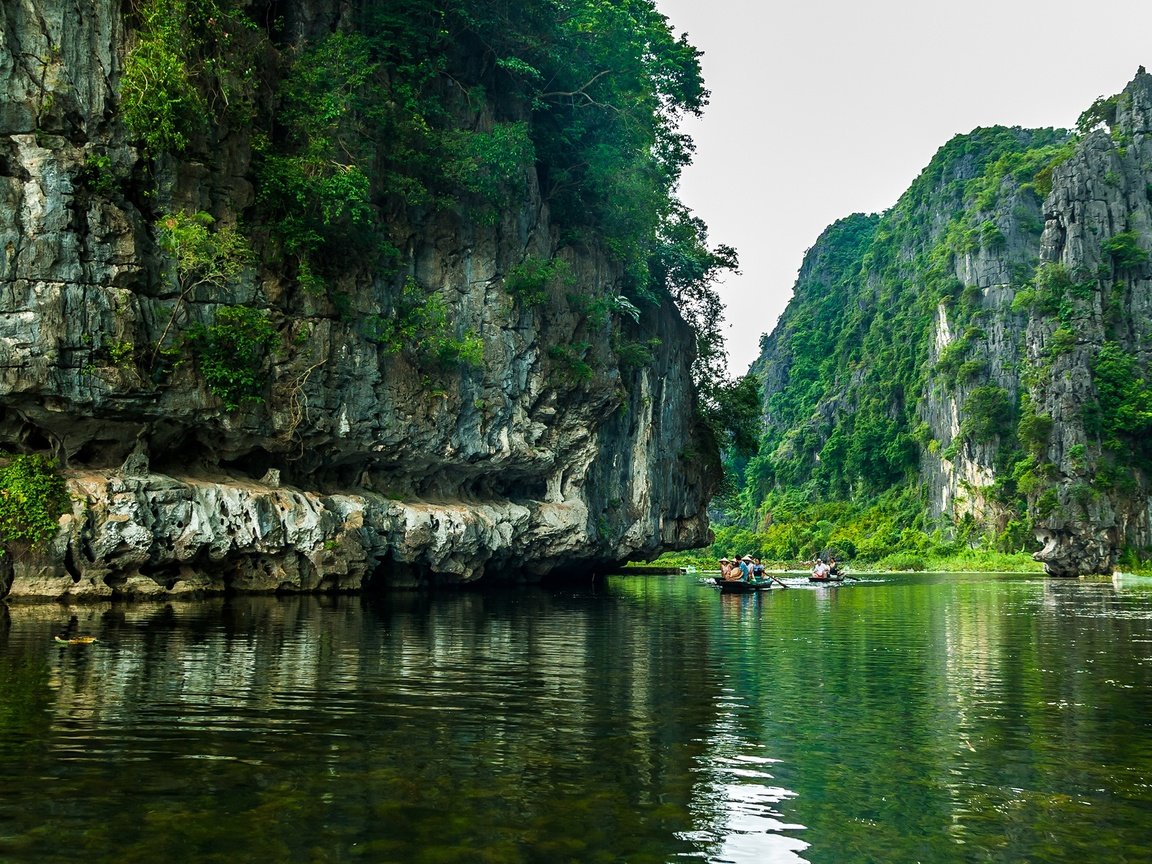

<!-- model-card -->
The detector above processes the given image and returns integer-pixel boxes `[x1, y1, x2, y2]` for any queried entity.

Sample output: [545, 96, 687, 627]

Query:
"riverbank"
[648, 549, 1045, 574]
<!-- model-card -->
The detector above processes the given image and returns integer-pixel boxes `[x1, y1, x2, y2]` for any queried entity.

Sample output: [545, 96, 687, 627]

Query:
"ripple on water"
[4, 577, 1152, 864]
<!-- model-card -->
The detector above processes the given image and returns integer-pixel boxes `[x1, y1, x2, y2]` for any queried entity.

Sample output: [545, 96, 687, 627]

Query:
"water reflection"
[1, 574, 1152, 863]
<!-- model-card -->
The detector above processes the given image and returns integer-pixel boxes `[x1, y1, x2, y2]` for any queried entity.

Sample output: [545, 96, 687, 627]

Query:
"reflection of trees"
[0, 585, 729, 862]
[6, 576, 1151, 862]
[692, 576, 1152, 864]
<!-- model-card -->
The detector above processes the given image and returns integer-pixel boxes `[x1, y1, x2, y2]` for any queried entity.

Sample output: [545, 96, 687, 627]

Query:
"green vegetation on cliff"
[719, 126, 1076, 569]
[119, 0, 744, 438]
[0, 455, 69, 552]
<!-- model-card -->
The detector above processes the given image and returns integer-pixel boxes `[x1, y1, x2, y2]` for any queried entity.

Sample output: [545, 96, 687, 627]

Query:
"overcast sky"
[655, 0, 1152, 374]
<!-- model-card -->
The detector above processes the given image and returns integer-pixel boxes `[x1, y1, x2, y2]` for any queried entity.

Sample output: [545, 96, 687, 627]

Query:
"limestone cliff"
[750, 71, 1152, 575]
[0, 0, 720, 597]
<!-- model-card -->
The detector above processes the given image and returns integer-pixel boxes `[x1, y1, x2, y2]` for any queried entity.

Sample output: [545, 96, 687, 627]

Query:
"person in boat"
[752, 557, 766, 584]
[828, 558, 840, 577]
[812, 560, 830, 580]
[737, 555, 754, 581]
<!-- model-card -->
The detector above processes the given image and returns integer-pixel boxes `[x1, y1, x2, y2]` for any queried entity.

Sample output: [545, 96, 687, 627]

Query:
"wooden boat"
[715, 578, 774, 593]
[808, 569, 849, 584]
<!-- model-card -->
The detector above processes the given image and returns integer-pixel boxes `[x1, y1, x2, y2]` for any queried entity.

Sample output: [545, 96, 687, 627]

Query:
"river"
[2, 572, 1151, 863]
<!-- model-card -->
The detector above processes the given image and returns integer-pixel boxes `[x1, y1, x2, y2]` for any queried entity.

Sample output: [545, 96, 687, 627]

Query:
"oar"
[762, 569, 789, 589]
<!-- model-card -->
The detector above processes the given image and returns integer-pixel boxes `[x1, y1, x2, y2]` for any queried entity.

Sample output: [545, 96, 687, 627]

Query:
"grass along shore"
[644, 548, 1044, 573]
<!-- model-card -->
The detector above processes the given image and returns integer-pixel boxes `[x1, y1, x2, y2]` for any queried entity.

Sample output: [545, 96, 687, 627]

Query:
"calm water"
[2, 572, 1152, 863]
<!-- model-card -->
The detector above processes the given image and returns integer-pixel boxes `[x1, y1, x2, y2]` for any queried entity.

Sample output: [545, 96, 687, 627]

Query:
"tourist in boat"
[752, 557, 766, 584]
[737, 555, 753, 581]
[812, 560, 830, 580]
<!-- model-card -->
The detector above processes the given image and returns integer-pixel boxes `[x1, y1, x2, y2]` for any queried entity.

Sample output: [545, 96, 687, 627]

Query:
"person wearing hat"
[718, 557, 732, 580]
[738, 555, 753, 581]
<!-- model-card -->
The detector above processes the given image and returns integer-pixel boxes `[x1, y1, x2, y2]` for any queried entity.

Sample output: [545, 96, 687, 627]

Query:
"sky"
[655, 0, 1152, 374]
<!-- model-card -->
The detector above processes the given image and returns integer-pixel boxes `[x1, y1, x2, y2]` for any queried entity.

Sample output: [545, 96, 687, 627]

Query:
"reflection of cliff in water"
[6, 575, 1152, 864]
[0, 590, 732, 863]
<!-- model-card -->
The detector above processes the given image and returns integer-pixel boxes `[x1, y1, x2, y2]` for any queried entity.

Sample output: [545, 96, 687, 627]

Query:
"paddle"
[836, 564, 859, 580]
[754, 563, 788, 589]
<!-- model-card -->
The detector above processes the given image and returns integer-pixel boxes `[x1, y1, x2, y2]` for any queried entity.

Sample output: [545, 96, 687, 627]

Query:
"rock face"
[753, 71, 1152, 576]
[1019, 74, 1152, 574]
[0, 1, 717, 598]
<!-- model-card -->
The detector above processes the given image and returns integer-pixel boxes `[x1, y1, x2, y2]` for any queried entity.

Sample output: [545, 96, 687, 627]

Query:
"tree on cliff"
[122, 0, 742, 432]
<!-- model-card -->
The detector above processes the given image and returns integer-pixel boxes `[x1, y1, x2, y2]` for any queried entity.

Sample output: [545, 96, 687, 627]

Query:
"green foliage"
[121, 0, 202, 152]
[748, 128, 1071, 506]
[105, 338, 136, 367]
[957, 358, 988, 383]
[1102, 231, 1150, 269]
[439, 123, 536, 206]
[616, 338, 662, 369]
[254, 1, 715, 303]
[186, 306, 279, 410]
[731, 126, 1086, 545]
[1077, 94, 1119, 134]
[492, 0, 708, 289]
[0, 454, 69, 551]
[961, 385, 1013, 444]
[648, 204, 739, 416]
[965, 137, 1073, 209]
[710, 373, 762, 457]
[1069, 481, 1099, 509]
[936, 339, 969, 377]
[246, 1, 733, 419]
[1017, 403, 1053, 456]
[255, 32, 378, 274]
[874, 551, 926, 572]
[157, 211, 253, 291]
[364, 279, 485, 371]
[434, 332, 485, 369]
[1045, 325, 1077, 357]
[1089, 341, 1152, 464]
[505, 257, 571, 307]
[547, 343, 595, 383]
[1023, 262, 1096, 321]
[709, 485, 1040, 567]
[976, 220, 1005, 249]
[121, 0, 258, 154]
[1010, 286, 1036, 313]
[1066, 443, 1088, 471]
[78, 153, 121, 196]
[1032, 143, 1076, 199]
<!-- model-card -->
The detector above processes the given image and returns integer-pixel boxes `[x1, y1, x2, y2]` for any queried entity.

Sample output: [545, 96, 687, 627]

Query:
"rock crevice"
[0, 0, 717, 598]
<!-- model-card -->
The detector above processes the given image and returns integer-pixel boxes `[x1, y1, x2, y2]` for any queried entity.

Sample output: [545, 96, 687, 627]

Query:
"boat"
[808, 574, 845, 584]
[714, 578, 775, 593]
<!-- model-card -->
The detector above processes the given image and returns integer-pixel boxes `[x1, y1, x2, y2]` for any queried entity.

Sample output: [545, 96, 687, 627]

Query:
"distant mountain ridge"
[743, 70, 1152, 575]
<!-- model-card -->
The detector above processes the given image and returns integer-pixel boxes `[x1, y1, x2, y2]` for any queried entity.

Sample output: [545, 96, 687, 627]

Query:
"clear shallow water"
[2, 572, 1152, 863]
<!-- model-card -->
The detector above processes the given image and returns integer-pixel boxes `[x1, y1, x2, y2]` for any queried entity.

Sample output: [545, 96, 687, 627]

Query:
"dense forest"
[704, 74, 1152, 576]
[115, 0, 746, 417]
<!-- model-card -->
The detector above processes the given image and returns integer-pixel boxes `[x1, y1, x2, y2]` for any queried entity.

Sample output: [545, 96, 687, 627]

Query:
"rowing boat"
[714, 578, 775, 593]
[809, 570, 853, 584]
